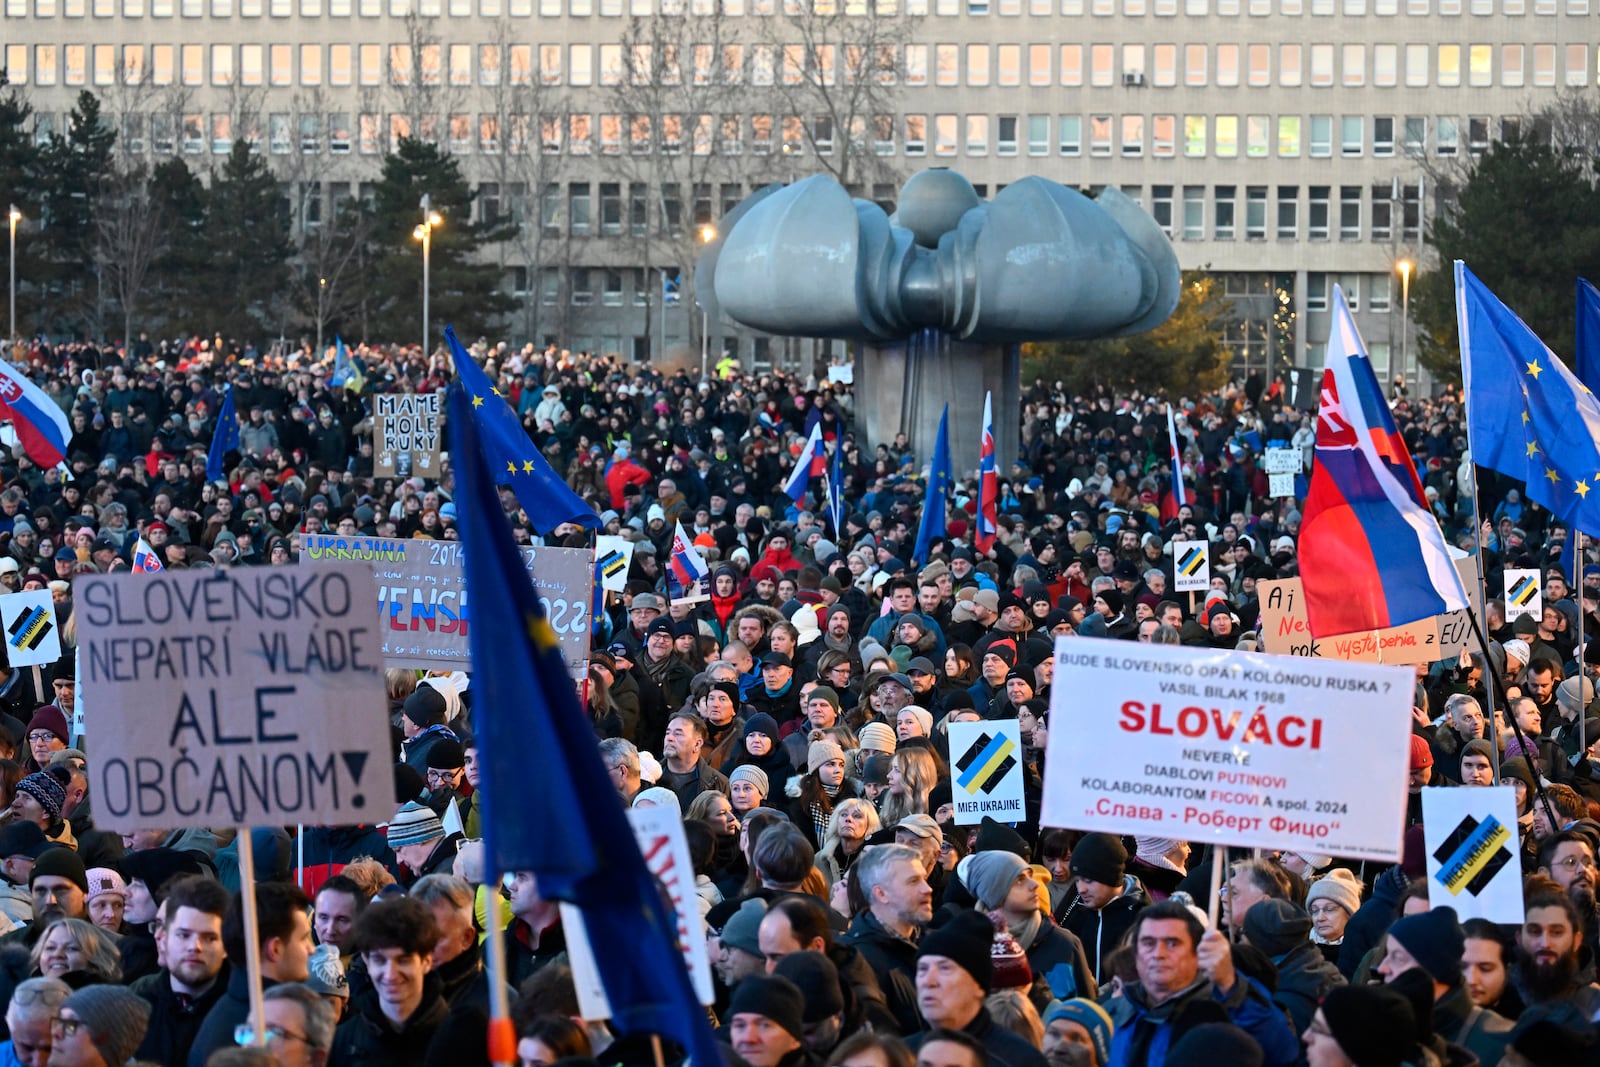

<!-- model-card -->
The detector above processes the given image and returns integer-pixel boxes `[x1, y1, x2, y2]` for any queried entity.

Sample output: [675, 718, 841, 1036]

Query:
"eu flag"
[446, 327, 599, 535]
[448, 384, 720, 1067]
[206, 385, 239, 483]
[1577, 278, 1600, 393]
[1459, 261, 1600, 535]
[912, 404, 952, 565]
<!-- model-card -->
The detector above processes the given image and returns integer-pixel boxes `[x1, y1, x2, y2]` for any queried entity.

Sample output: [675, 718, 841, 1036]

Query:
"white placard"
[1173, 541, 1211, 593]
[75, 565, 393, 829]
[1040, 638, 1414, 861]
[595, 536, 636, 594]
[562, 804, 715, 1019]
[1263, 449, 1302, 475]
[1504, 568, 1542, 622]
[0, 590, 60, 668]
[948, 719, 1025, 826]
[1422, 786, 1525, 924]
[1269, 473, 1298, 498]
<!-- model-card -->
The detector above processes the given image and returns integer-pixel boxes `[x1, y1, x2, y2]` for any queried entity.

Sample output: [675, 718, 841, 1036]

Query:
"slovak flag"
[667, 520, 710, 602]
[131, 537, 164, 573]
[1166, 405, 1188, 507]
[782, 415, 827, 503]
[1299, 286, 1467, 635]
[974, 391, 998, 554]
[0, 360, 71, 469]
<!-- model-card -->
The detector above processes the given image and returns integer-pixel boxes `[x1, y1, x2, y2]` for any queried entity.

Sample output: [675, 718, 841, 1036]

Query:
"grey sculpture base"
[857, 334, 1020, 478]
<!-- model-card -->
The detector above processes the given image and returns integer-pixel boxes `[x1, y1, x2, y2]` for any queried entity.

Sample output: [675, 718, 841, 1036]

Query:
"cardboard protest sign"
[594, 536, 636, 594]
[948, 720, 1025, 825]
[561, 804, 715, 1018]
[1257, 565, 1478, 666]
[75, 565, 392, 829]
[1263, 449, 1302, 475]
[0, 590, 60, 667]
[1173, 541, 1210, 593]
[1040, 639, 1413, 860]
[373, 392, 443, 478]
[1269, 473, 1297, 498]
[300, 536, 591, 677]
[1422, 786, 1524, 923]
[1504, 569, 1542, 622]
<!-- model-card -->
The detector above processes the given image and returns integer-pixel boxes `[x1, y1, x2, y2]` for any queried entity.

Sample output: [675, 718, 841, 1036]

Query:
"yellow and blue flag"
[912, 404, 951, 566]
[206, 385, 239, 483]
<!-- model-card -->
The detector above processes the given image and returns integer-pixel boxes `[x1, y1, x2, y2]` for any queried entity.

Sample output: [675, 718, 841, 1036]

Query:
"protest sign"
[1257, 560, 1478, 666]
[594, 536, 636, 594]
[300, 536, 591, 677]
[1422, 786, 1524, 923]
[1040, 639, 1413, 860]
[0, 589, 59, 667]
[1263, 449, 1302, 475]
[561, 803, 716, 1018]
[1173, 541, 1210, 594]
[373, 392, 443, 478]
[1504, 568, 1542, 622]
[75, 565, 392, 829]
[948, 719, 1025, 825]
[1269, 473, 1297, 498]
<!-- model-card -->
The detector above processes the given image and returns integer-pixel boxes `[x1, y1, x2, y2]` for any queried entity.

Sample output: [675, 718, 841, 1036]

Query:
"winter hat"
[859, 722, 897, 755]
[918, 909, 996, 990]
[121, 848, 207, 897]
[807, 739, 846, 774]
[965, 849, 1028, 910]
[1558, 676, 1595, 719]
[31, 847, 87, 893]
[1387, 904, 1464, 985]
[1408, 735, 1433, 770]
[720, 897, 767, 956]
[1043, 1000, 1113, 1065]
[632, 787, 681, 814]
[1502, 639, 1532, 669]
[1320, 984, 1418, 1067]
[973, 817, 1030, 859]
[306, 943, 349, 999]
[25, 705, 68, 745]
[807, 687, 841, 713]
[1460, 738, 1495, 769]
[1306, 868, 1363, 918]
[859, 753, 893, 787]
[928, 781, 954, 816]
[62, 985, 152, 1067]
[425, 739, 465, 771]
[906, 707, 934, 736]
[1070, 833, 1128, 886]
[987, 912, 1033, 990]
[772, 951, 844, 1023]
[85, 868, 127, 904]
[394, 764, 426, 804]
[385, 801, 445, 848]
[1241, 898, 1313, 958]
[1134, 837, 1183, 864]
[981, 641, 1015, 668]
[16, 771, 65, 820]
[727, 975, 806, 1040]
[402, 685, 448, 728]
[730, 765, 770, 797]
[1165, 1023, 1264, 1067]
[1499, 756, 1539, 800]
[1096, 589, 1125, 614]
[743, 713, 781, 740]
[638, 751, 663, 784]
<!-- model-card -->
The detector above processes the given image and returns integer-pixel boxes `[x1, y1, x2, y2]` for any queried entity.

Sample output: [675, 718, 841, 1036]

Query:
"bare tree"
[95, 163, 170, 349]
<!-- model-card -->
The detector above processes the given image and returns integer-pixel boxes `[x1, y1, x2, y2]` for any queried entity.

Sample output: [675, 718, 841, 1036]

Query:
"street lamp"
[412, 194, 442, 356]
[7, 205, 20, 345]
[1396, 258, 1413, 392]
[316, 276, 327, 361]
[699, 224, 717, 379]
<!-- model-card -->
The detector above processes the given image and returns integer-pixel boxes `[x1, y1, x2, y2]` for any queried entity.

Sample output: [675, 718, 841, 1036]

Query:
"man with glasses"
[421, 740, 466, 817]
[1538, 831, 1600, 943]
[240, 983, 337, 1067]
[46, 985, 151, 1067]
[1, 976, 69, 1067]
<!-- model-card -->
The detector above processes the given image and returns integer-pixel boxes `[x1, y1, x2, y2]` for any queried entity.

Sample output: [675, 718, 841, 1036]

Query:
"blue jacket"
[1107, 974, 1298, 1067]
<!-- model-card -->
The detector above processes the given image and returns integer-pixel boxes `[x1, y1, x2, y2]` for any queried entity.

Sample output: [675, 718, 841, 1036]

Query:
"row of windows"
[10, 39, 1598, 89]
[1151, 183, 1425, 243]
[7, 0, 1590, 18]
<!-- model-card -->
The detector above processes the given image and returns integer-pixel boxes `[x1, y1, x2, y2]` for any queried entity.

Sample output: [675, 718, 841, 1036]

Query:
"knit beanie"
[1134, 837, 1183, 864]
[965, 849, 1029, 910]
[720, 897, 768, 957]
[1070, 833, 1128, 886]
[1321, 984, 1418, 1067]
[1408, 734, 1433, 770]
[121, 848, 207, 897]
[16, 771, 65, 820]
[306, 943, 350, 999]
[808, 687, 841, 713]
[1387, 905, 1465, 985]
[918, 910, 996, 990]
[402, 685, 448, 728]
[808, 739, 846, 774]
[730, 765, 770, 797]
[1306, 868, 1363, 917]
[987, 912, 1033, 990]
[25, 705, 68, 745]
[727, 975, 806, 1040]
[1460, 738, 1495, 771]
[743, 713, 781, 740]
[859, 722, 897, 755]
[30, 847, 86, 894]
[386, 801, 445, 848]
[773, 951, 844, 1023]
[1165, 1023, 1264, 1067]
[859, 753, 893, 786]
[85, 868, 127, 904]
[1241, 898, 1313, 958]
[62, 985, 152, 1066]
[425, 739, 465, 771]
[1043, 1000, 1113, 1065]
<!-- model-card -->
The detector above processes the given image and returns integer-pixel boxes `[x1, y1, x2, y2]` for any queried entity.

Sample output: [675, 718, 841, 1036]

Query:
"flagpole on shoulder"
[1463, 608, 1560, 833]
[1458, 287, 1504, 784]
[483, 864, 515, 1067]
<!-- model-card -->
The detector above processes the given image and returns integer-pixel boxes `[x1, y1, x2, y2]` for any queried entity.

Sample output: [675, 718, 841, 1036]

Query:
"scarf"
[1006, 910, 1043, 953]
[810, 781, 840, 843]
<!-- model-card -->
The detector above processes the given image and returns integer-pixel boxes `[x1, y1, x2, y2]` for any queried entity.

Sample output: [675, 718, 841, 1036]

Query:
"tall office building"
[4, 0, 1593, 375]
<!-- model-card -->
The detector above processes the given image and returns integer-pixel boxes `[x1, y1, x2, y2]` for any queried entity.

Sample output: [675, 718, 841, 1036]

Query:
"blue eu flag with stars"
[446, 327, 599, 535]
[206, 385, 239, 483]
[912, 404, 952, 566]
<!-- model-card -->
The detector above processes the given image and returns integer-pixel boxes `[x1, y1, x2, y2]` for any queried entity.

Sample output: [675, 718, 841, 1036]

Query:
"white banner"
[1504, 569, 1542, 622]
[1173, 540, 1211, 593]
[0, 589, 60, 667]
[948, 720, 1025, 825]
[1040, 639, 1414, 860]
[1422, 786, 1525, 924]
[1269, 472, 1297, 498]
[1263, 449, 1302, 475]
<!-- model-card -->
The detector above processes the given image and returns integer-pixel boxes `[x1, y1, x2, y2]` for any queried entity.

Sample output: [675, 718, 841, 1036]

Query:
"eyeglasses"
[26, 732, 56, 744]
[235, 1024, 314, 1047]
[1554, 855, 1597, 871]
[50, 1016, 84, 1038]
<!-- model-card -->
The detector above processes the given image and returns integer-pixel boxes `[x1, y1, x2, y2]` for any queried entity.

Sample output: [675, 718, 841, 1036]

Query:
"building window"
[1276, 186, 1298, 238]
[1245, 186, 1266, 239]
[1339, 185, 1361, 239]
[1215, 114, 1238, 157]
[1373, 115, 1395, 155]
[1184, 43, 1207, 85]
[1182, 186, 1204, 240]
[1280, 43, 1303, 85]
[1278, 115, 1300, 156]
[1342, 43, 1365, 84]
[997, 115, 1018, 155]
[1310, 114, 1332, 156]
[1405, 43, 1429, 85]
[1151, 185, 1174, 235]
[1246, 115, 1269, 156]
[1153, 114, 1175, 155]
[1370, 183, 1393, 240]
[1341, 114, 1363, 155]
[1216, 43, 1239, 85]
[1059, 115, 1082, 155]
[1437, 116, 1458, 155]
[1310, 43, 1334, 85]
[1122, 114, 1144, 155]
[1308, 185, 1330, 239]
[1184, 114, 1206, 156]
[1154, 44, 1177, 85]
[1438, 44, 1460, 86]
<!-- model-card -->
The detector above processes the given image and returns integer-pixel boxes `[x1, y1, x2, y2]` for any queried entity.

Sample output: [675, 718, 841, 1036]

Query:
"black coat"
[135, 965, 230, 1067]
[330, 980, 451, 1067]
[187, 967, 280, 1067]
[842, 910, 923, 1037]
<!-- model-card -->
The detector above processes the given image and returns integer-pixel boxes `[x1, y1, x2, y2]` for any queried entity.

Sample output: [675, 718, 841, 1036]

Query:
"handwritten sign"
[373, 393, 442, 479]
[1263, 449, 1302, 475]
[0, 590, 60, 667]
[299, 536, 591, 677]
[75, 566, 392, 829]
[1041, 639, 1413, 861]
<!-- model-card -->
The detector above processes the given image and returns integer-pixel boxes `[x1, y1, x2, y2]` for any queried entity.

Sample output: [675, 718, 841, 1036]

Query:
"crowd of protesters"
[0, 333, 1590, 1067]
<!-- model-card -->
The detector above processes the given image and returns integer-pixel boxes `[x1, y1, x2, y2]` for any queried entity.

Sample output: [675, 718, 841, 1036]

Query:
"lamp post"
[699, 224, 717, 379]
[316, 276, 327, 361]
[1397, 257, 1413, 392]
[412, 194, 442, 356]
[7, 205, 19, 344]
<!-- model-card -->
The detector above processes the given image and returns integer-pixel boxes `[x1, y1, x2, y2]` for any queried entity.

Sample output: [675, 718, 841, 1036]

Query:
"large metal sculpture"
[696, 168, 1182, 468]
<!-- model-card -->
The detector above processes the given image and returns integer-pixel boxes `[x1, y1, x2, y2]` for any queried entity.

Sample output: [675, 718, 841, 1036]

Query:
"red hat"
[1409, 734, 1433, 770]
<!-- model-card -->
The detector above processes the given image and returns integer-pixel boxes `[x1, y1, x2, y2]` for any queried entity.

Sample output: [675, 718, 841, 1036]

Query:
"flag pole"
[1457, 295, 1504, 783]
[1578, 532, 1587, 758]
[483, 866, 515, 1067]
[1464, 609, 1560, 832]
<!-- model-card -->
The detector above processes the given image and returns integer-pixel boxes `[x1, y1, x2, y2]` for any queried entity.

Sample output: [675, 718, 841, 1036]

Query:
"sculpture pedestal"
[858, 331, 1020, 477]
